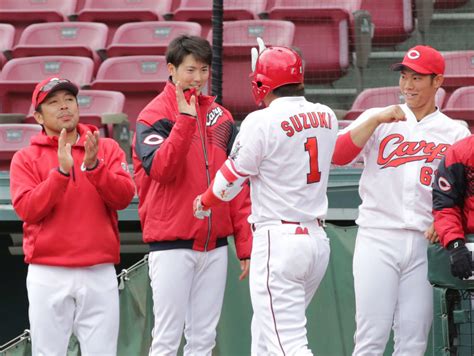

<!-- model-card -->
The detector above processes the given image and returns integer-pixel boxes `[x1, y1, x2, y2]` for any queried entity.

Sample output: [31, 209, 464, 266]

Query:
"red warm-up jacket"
[132, 80, 252, 259]
[10, 124, 135, 267]
[433, 135, 474, 247]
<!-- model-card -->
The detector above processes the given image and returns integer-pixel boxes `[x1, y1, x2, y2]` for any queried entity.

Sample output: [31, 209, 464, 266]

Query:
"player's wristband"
[201, 186, 224, 208]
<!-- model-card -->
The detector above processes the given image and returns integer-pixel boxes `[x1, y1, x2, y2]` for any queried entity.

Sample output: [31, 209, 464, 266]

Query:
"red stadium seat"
[266, 0, 356, 84]
[76, 0, 174, 44]
[0, 0, 77, 45]
[0, 56, 94, 116]
[360, 0, 414, 47]
[442, 86, 474, 130]
[107, 21, 202, 57]
[173, 0, 268, 38]
[0, 24, 15, 69]
[75, 0, 86, 13]
[0, 123, 42, 171]
[12, 22, 108, 71]
[90, 56, 168, 131]
[443, 51, 474, 92]
[216, 20, 295, 118]
[434, 0, 468, 9]
[344, 86, 447, 120]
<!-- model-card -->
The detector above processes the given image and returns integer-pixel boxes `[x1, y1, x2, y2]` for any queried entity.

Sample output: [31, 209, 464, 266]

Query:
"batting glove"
[193, 195, 211, 220]
[447, 239, 472, 280]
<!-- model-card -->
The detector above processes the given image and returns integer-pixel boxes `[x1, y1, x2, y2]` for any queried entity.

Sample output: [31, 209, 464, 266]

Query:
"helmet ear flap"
[251, 76, 272, 105]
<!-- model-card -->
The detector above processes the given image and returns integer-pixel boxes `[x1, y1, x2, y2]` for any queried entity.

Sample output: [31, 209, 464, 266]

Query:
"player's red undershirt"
[332, 131, 363, 165]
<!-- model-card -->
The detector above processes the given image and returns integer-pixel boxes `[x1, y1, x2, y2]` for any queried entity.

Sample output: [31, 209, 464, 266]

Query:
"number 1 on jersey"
[304, 137, 321, 184]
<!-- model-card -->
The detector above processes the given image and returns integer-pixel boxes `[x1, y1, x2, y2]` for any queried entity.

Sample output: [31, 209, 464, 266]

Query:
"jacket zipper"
[71, 150, 76, 182]
[195, 106, 212, 251]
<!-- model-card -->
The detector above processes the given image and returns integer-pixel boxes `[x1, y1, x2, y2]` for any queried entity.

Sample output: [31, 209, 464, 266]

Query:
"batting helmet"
[250, 46, 304, 105]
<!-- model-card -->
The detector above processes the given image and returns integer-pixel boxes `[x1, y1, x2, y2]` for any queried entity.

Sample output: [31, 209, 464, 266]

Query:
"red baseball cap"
[391, 45, 445, 75]
[32, 77, 79, 110]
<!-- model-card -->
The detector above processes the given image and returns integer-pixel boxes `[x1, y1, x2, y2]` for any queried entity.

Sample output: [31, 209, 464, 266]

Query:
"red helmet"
[250, 46, 304, 105]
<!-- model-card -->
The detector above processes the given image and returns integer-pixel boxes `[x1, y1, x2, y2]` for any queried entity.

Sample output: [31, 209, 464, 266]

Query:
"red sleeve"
[201, 180, 224, 208]
[85, 139, 135, 210]
[432, 144, 466, 247]
[149, 114, 197, 183]
[433, 208, 464, 247]
[10, 152, 69, 224]
[332, 131, 363, 165]
[229, 183, 252, 260]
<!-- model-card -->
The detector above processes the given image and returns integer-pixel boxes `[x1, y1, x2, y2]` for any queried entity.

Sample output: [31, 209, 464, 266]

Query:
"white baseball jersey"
[339, 103, 470, 232]
[229, 96, 338, 224]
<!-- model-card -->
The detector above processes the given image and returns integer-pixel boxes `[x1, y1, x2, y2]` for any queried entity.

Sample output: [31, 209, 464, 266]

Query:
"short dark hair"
[272, 83, 305, 98]
[166, 35, 213, 67]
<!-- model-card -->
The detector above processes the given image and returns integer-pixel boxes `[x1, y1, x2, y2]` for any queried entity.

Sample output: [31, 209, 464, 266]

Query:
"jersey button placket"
[402, 127, 418, 226]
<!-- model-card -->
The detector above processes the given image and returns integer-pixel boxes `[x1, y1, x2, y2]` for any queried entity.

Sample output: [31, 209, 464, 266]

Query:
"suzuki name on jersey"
[281, 111, 332, 137]
[377, 133, 450, 168]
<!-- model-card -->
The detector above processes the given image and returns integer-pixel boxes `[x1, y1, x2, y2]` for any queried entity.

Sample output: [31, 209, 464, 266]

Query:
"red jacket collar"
[32, 123, 98, 147]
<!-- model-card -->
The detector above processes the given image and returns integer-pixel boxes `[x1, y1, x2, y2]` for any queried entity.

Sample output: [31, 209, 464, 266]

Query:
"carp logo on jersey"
[207, 107, 224, 126]
[377, 133, 450, 168]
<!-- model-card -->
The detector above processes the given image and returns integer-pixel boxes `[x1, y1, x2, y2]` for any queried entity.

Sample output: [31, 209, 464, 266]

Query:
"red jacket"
[433, 135, 474, 247]
[10, 124, 135, 267]
[132, 81, 252, 259]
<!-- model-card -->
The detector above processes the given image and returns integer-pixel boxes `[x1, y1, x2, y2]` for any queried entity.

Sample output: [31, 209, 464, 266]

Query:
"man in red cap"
[9, 77, 135, 355]
[332, 45, 470, 355]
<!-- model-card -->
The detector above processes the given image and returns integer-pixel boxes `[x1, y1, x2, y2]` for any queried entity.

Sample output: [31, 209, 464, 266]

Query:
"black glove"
[447, 239, 472, 280]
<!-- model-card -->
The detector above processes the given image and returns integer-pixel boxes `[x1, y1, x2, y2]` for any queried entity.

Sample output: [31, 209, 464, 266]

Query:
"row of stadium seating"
[0, 0, 468, 47]
[1, 1, 471, 112]
[1, 49, 472, 124]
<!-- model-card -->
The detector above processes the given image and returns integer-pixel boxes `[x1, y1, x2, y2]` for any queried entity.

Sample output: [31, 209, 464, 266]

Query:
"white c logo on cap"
[407, 50, 420, 59]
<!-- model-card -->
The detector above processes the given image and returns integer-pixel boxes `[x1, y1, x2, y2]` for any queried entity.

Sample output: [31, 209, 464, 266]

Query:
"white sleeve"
[209, 160, 249, 202]
[228, 113, 266, 176]
[205, 113, 265, 203]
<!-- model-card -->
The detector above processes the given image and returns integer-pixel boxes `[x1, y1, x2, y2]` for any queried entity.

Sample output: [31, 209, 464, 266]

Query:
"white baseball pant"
[250, 220, 330, 356]
[26, 263, 119, 356]
[352, 228, 433, 356]
[148, 246, 228, 356]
